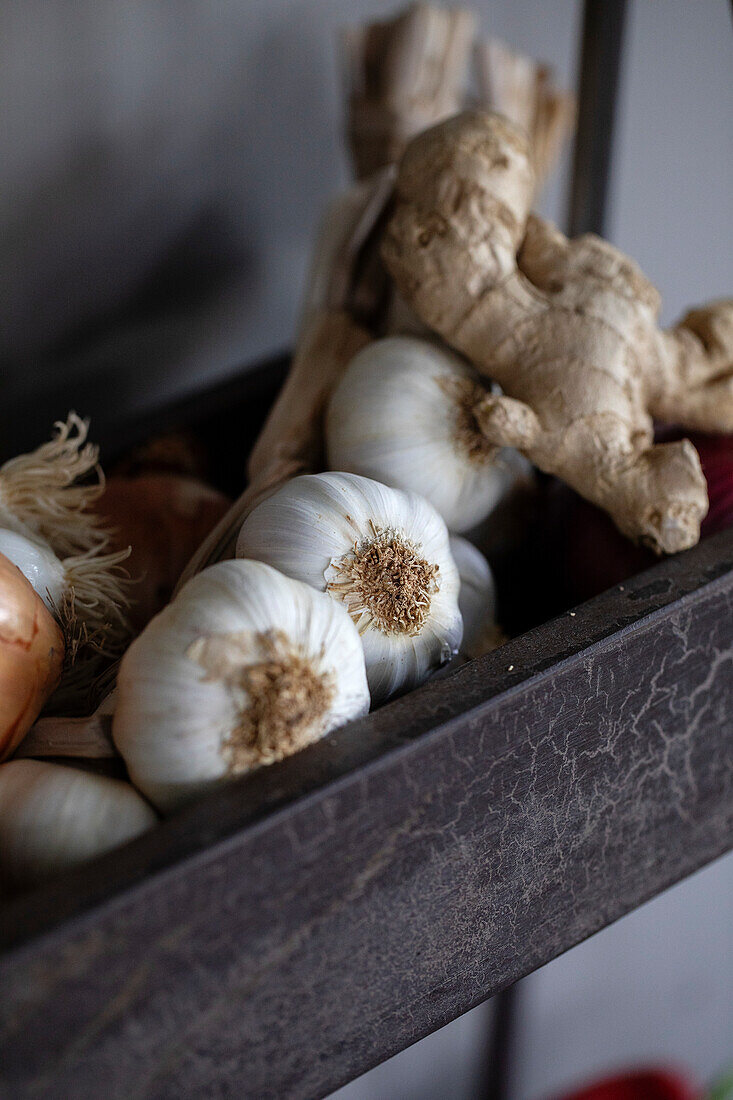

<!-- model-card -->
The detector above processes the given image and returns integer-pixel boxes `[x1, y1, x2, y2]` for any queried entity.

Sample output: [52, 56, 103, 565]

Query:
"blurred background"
[2, 1, 731, 1096]
[2, 0, 731, 453]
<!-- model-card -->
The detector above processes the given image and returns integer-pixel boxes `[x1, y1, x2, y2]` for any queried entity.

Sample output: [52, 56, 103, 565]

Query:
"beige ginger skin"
[382, 110, 733, 553]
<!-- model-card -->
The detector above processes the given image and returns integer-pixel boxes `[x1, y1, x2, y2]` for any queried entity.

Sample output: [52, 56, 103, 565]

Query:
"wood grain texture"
[1, 529, 732, 1100]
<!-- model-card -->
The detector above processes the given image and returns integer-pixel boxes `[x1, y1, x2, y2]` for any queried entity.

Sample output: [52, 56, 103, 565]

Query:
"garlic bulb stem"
[0, 759, 156, 886]
[326, 336, 532, 533]
[236, 472, 462, 702]
[113, 559, 370, 812]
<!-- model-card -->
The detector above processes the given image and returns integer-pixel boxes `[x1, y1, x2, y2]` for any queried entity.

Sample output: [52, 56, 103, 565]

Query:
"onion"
[0, 553, 65, 761]
[98, 474, 230, 630]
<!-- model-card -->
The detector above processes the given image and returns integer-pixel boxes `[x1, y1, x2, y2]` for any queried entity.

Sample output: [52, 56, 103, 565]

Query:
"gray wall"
[3, 1, 730, 418]
[4, 0, 580, 429]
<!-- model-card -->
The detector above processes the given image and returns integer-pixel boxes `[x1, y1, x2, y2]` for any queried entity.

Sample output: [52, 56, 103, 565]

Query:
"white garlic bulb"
[326, 335, 531, 533]
[0, 527, 130, 644]
[0, 759, 156, 886]
[449, 536, 500, 658]
[113, 559, 370, 812]
[0, 528, 67, 611]
[236, 472, 462, 702]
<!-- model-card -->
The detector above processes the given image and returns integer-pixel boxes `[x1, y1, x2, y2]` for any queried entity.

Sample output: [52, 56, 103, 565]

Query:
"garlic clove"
[236, 471, 463, 702]
[449, 535, 501, 658]
[0, 759, 156, 886]
[326, 335, 532, 533]
[0, 554, 65, 761]
[113, 559, 370, 813]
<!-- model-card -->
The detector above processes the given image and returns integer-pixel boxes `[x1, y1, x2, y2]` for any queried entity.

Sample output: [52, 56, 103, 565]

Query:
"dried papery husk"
[474, 37, 576, 195]
[178, 310, 372, 587]
[0, 554, 65, 761]
[98, 473, 230, 631]
[236, 471, 462, 702]
[0, 413, 110, 558]
[298, 167, 396, 339]
[13, 691, 117, 761]
[343, 3, 475, 179]
[0, 759, 156, 887]
[114, 559, 370, 813]
[326, 335, 534, 533]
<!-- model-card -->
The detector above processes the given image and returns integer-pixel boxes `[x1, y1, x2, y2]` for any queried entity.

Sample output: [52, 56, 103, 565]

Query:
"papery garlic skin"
[326, 335, 531, 533]
[236, 472, 462, 702]
[113, 559, 370, 812]
[0, 759, 156, 886]
[449, 536, 500, 658]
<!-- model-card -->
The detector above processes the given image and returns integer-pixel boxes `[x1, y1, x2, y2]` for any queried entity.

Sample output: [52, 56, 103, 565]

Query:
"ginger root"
[382, 110, 733, 553]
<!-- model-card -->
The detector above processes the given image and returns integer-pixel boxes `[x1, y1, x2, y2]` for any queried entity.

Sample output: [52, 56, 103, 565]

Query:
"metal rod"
[567, 0, 629, 236]
[481, 982, 522, 1100]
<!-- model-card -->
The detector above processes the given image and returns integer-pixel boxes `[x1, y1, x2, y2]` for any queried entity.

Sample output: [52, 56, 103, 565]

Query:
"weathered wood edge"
[0, 530, 731, 1098]
[1, 527, 732, 955]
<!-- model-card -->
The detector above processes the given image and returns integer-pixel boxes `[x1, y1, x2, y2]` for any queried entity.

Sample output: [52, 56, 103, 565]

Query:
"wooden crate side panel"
[1, 571, 731, 1099]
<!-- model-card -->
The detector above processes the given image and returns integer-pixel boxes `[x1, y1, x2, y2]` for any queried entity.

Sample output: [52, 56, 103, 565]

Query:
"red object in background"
[694, 432, 733, 535]
[556, 1067, 701, 1100]
[565, 432, 733, 605]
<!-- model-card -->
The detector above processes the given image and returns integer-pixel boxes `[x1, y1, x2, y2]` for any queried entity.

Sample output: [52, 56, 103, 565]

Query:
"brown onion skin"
[0, 553, 65, 761]
[98, 474, 230, 631]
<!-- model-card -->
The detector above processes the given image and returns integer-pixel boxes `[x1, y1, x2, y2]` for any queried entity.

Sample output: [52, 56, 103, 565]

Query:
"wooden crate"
[1, 355, 732, 1099]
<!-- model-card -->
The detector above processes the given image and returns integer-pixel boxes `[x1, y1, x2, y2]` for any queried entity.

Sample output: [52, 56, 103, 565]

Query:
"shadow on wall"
[1, 0, 345, 455]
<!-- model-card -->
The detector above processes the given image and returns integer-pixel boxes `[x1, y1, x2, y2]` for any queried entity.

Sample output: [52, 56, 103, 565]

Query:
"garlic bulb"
[326, 335, 531, 533]
[0, 413, 107, 557]
[0, 759, 156, 886]
[0, 528, 67, 611]
[449, 536, 501, 658]
[113, 559, 370, 812]
[0, 554, 64, 761]
[0, 527, 130, 649]
[236, 472, 462, 702]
